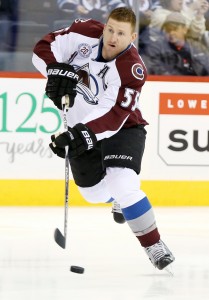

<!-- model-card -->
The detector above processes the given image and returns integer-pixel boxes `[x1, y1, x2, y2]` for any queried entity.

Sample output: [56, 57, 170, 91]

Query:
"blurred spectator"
[149, 0, 209, 41]
[139, 12, 209, 75]
[56, 1, 158, 32]
[184, 0, 209, 46]
[128, 0, 154, 33]
[57, 0, 127, 22]
[182, 0, 209, 38]
[57, 0, 107, 22]
[151, 0, 161, 9]
[107, 0, 128, 10]
[205, 8, 209, 30]
[0, 0, 18, 51]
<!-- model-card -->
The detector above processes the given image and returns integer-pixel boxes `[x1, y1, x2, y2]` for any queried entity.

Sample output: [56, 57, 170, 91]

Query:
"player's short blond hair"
[107, 7, 136, 32]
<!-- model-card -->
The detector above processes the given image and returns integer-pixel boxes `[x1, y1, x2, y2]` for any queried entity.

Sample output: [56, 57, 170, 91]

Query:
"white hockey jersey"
[32, 18, 148, 141]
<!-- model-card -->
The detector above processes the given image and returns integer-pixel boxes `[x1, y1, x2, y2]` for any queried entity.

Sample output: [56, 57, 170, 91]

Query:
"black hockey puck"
[70, 265, 85, 274]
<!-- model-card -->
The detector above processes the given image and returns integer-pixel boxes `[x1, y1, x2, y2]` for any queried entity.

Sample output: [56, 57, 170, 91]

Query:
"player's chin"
[109, 49, 120, 58]
[105, 51, 116, 61]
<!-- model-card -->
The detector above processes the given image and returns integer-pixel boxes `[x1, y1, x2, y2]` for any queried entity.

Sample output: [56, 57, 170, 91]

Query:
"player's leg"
[102, 126, 175, 270]
[105, 167, 175, 270]
[69, 141, 114, 204]
[102, 125, 147, 224]
[77, 164, 175, 270]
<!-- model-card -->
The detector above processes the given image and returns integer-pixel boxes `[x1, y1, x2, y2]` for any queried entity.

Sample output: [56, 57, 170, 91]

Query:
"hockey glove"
[49, 123, 97, 159]
[46, 63, 79, 109]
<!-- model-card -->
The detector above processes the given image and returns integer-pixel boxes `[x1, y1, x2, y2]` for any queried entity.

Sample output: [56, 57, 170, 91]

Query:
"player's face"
[102, 18, 137, 61]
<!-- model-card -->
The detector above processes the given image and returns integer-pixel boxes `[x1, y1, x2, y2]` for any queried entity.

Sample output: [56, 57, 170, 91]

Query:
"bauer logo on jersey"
[78, 43, 92, 58]
[131, 64, 144, 80]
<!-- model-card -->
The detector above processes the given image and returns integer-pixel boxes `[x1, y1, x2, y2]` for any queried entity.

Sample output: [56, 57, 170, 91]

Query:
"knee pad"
[105, 167, 146, 208]
[78, 178, 113, 204]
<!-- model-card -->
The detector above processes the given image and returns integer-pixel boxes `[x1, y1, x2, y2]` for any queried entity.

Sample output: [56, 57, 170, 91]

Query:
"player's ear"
[131, 32, 137, 43]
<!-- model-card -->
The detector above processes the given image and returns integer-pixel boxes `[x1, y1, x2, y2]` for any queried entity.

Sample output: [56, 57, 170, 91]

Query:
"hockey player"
[32, 7, 175, 271]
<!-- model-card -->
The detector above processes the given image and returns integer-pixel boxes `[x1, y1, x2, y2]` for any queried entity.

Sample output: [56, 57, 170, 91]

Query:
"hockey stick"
[54, 95, 70, 249]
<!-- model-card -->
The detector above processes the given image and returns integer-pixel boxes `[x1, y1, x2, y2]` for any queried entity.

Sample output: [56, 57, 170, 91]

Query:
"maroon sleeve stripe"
[86, 104, 130, 135]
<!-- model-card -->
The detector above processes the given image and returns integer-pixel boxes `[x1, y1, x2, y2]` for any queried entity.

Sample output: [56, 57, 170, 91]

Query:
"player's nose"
[110, 33, 117, 43]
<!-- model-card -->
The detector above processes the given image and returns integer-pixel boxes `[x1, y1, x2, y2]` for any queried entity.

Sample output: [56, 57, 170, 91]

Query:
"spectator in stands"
[184, 0, 209, 46]
[151, 0, 161, 9]
[139, 12, 209, 75]
[205, 0, 209, 27]
[107, 0, 128, 10]
[128, 0, 154, 33]
[57, 1, 158, 33]
[149, 0, 209, 41]
[0, 0, 19, 70]
[57, 0, 126, 22]
[0, 0, 18, 51]
[184, 0, 209, 34]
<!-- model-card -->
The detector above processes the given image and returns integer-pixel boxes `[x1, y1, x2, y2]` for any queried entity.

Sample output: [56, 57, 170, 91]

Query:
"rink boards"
[0, 179, 209, 206]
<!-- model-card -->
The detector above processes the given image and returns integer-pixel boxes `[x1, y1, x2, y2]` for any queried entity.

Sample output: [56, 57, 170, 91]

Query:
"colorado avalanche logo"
[78, 43, 92, 58]
[131, 63, 144, 80]
[74, 65, 99, 105]
[77, 82, 98, 105]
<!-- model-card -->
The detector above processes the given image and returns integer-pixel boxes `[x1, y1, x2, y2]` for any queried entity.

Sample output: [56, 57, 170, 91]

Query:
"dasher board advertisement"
[0, 77, 209, 180]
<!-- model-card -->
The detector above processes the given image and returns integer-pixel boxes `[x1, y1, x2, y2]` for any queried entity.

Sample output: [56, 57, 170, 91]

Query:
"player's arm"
[48, 81, 131, 159]
[48, 85, 132, 159]
[49, 69, 142, 158]
[32, 23, 79, 109]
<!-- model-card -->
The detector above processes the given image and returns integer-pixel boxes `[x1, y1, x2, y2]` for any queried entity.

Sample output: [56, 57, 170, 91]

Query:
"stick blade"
[54, 228, 66, 249]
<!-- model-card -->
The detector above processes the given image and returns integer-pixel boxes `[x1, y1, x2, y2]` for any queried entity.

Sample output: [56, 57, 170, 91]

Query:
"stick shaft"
[54, 95, 70, 249]
[62, 95, 70, 243]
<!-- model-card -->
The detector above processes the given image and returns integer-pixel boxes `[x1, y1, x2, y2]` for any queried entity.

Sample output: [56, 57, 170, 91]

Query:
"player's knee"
[78, 179, 112, 204]
[105, 167, 146, 207]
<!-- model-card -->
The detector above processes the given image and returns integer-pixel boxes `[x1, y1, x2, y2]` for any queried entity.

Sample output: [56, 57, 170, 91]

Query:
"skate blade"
[164, 264, 174, 276]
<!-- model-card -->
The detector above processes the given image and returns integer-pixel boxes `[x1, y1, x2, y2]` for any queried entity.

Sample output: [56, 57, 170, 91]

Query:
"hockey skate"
[112, 201, 126, 224]
[144, 239, 175, 271]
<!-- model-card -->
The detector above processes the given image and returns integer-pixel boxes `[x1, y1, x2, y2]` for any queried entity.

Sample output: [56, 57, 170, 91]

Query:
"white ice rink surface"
[0, 206, 209, 300]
